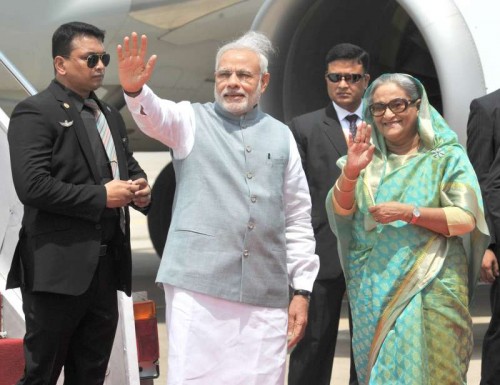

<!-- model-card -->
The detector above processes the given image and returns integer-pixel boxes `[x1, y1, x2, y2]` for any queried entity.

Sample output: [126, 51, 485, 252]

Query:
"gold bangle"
[342, 168, 359, 182]
[335, 179, 354, 193]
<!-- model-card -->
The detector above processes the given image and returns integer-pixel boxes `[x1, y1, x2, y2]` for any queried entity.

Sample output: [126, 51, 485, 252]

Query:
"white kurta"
[164, 284, 288, 385]
[125, 85, 319, 293]
[125, 85, 319, 384]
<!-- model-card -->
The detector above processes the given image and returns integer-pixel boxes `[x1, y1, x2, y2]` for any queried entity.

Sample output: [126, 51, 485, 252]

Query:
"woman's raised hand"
[344, 121, 375, 179]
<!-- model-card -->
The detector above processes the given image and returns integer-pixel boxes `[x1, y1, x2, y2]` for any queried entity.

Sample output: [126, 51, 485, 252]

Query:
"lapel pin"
[63, 102, 70, 109]
[59, 120, 74, 127]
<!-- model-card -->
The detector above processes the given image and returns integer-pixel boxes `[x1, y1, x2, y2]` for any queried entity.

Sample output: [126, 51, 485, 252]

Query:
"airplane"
[1, 0, 500, 255]
[1, 0, 500, 383]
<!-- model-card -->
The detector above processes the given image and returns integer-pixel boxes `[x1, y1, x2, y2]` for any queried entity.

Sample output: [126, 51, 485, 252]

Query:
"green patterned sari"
[326, 75, 489, 384]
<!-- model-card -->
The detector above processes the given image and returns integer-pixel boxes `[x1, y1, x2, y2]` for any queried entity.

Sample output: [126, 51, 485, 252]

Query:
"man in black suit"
[6, 21, 151, 385]
[287, 43, 370, 385]
[467, 89, 500, 385]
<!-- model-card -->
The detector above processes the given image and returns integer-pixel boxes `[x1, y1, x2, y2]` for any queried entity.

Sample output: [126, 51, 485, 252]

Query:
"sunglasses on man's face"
[63, 53, 111, 68]
[326, 73, 365, 84]
[84, 53, 110, 68]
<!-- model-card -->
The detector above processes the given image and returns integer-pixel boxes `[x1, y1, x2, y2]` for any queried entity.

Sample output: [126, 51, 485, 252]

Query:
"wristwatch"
[409, 206, 421, 224]
[293, 289, 311, 300]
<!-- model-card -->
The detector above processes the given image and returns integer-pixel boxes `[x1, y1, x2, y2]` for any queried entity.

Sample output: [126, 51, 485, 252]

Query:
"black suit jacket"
[467, 89, 500, 252]
[289, 104, 348, 279]
[6, 80, 147, 296]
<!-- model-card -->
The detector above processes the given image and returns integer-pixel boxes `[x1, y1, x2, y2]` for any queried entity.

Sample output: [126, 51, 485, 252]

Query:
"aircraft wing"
[0, 0, 266, 152]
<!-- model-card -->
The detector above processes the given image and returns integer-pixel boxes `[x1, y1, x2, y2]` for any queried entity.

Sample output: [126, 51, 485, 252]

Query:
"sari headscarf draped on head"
[326, 73, 489, 385]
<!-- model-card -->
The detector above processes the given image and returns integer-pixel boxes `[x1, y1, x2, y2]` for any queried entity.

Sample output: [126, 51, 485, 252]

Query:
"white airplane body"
[1, 0, 499, 383]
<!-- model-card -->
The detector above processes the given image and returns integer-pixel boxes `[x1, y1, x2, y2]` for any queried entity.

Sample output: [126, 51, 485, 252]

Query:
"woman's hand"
[369, 202, 412, 224]
[369, 203, 453, 237]
[344, 121, 376, 179]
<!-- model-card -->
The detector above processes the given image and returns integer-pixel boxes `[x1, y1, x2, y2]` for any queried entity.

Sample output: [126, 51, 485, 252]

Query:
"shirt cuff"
[124, 84, 151, 114]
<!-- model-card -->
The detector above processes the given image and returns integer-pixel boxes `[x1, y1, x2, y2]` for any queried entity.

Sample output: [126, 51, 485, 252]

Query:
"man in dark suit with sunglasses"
[467, 88, 500, 385]
[6, 21, 151, 385]
[287, 43, 370, 385]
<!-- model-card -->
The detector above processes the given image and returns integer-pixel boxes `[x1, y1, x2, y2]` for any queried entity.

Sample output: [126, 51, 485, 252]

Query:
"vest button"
[95, 224, 102, 230]
[246, 172, 253, 179]
[248, 222, 255, 230]
[243, 250, 249, 257]
[251, 195, 257, 203]
[246, 145, 252, 152]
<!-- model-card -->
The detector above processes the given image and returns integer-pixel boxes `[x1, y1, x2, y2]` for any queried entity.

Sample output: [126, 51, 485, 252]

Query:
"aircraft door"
[147, 0, 487, 257]
[253, 0, 484, 144]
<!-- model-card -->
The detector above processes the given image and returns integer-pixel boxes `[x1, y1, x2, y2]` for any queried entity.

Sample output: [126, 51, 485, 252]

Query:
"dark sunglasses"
[369, 98, 419, 117]
[326, 73, 365, 84]
[84, 53, 110, 68]
[63, 53, 110, 68]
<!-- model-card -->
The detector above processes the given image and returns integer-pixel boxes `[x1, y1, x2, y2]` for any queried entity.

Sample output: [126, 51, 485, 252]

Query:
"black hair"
[325, 43, 370, 73]
[52, 21, 105, 59]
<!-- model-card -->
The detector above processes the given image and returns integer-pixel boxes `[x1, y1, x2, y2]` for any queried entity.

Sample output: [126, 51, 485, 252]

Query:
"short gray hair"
[367, 73, 421, 104]
[215, 31, 275, 74]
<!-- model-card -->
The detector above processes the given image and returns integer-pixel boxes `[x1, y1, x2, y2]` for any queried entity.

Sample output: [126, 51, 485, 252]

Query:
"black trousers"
[17, 252, 119, 385]
[481, 277, 500, 385]
[288, 276, 358, 385]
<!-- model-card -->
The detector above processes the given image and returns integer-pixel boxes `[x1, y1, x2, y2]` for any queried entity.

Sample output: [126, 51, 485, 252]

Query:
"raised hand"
[117, 32, 157, 94]
[344, 121, 376, 179]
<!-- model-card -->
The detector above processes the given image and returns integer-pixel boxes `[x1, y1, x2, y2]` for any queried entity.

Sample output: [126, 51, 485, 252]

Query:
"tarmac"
[129, 152, 488, 385]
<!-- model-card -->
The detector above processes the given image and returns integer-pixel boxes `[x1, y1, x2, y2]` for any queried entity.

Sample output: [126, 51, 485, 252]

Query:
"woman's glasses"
[369, 98, 418, 117]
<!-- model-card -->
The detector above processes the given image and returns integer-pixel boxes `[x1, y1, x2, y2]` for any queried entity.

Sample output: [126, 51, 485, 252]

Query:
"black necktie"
[346, 114, 358, 140]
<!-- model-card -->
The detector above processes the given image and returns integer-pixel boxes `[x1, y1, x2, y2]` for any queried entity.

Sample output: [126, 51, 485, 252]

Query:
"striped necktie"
[345, 114, 358, 140]
[84, 99, 120, 179]
[84, 98, 126, 234]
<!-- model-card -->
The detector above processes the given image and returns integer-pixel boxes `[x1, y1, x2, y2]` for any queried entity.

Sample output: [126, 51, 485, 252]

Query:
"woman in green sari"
[326, 73, 489, 384]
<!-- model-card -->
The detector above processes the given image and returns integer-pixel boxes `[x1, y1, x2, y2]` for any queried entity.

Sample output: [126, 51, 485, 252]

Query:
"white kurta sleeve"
[124, 85, 195, 159]
[284, 132, 319, 291]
